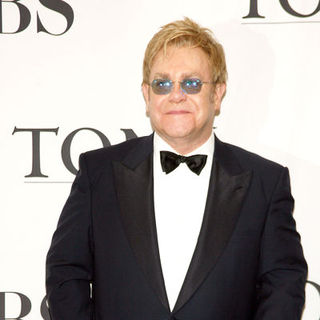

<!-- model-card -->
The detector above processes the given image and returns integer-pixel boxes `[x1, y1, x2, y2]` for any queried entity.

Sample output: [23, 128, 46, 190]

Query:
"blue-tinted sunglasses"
[150, 78, 213, 95]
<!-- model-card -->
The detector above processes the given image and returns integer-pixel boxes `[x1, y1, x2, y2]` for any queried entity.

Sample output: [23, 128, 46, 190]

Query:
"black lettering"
[307, 280, 320, 296]
[0, 0, 31, 33]
[0, 292, 4, 319]
[61, 128, 110, 175]
[12, 127, 59, 178]
[40, 296, 50, 320]
[305, 281, 320, 318]
[279, 0, 320, 18]
[0, 292, 31, 320]
[243, 0, 265, 18]
[120, 128, 138, 141]
[37, 0, 74, 36]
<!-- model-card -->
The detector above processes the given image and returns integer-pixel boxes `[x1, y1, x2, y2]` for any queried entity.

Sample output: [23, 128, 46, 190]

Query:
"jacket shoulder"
[220, 140, 290, 198]
[224, 141, 284, 172]
[85, 136, 148, 161]
[78, 135, 151, 180]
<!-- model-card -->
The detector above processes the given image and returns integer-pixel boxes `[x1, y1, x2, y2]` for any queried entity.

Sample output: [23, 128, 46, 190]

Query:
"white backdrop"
[1, 0, 319, 319]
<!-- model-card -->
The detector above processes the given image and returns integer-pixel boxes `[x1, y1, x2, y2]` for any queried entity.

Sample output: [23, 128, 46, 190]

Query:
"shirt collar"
[153, 131, 215, 157]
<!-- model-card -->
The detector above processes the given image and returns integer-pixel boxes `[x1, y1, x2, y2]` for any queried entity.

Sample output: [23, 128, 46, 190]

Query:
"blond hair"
[142, 17, 227, 85]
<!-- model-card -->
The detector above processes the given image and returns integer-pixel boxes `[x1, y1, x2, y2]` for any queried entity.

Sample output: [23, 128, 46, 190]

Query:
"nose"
[168, 81, 187, 103]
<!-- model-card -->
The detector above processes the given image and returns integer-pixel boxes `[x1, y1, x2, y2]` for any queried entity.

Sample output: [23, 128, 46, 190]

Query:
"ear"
[212, 83, 226, 116]
[142, 83, 150, 115]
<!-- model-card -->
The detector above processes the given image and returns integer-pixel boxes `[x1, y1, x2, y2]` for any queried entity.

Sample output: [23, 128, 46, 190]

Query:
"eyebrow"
[153, 73, 170, 79]
[152, 72, 202, 80]
[180, 72, 202, 79]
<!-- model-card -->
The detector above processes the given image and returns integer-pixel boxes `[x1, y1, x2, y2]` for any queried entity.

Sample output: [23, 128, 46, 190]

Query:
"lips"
[166, 110, 190, 115]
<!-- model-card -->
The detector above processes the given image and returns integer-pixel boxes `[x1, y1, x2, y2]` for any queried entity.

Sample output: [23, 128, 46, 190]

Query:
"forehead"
[150, 46, 211, 79]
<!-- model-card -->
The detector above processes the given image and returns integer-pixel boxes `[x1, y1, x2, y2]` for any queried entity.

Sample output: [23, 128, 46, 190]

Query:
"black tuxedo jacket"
[46, 134, 307, 320]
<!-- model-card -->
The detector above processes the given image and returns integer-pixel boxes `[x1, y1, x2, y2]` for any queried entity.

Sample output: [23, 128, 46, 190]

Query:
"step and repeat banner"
[1, 0, 319, 319]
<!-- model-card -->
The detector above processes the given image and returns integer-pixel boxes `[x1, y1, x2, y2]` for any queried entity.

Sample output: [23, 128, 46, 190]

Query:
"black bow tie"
[160, 151, 207, 175]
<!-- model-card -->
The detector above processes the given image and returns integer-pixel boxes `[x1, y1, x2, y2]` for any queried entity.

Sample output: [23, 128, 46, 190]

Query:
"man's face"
[142, 46, 226, 148]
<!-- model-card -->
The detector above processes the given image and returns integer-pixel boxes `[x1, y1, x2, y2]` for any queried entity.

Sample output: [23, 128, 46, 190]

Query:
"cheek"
[195, 104, 215, 125]
[148, 101, 164, 123]
[192, 97, 212, 114]
[149, 96, 166, 112]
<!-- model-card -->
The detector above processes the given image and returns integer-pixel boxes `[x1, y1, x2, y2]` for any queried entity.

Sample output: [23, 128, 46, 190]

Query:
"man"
[46, 18, 307, 320]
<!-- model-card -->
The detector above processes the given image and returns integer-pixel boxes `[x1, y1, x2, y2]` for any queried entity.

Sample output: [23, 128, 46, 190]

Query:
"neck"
[157, 131, 213, 155]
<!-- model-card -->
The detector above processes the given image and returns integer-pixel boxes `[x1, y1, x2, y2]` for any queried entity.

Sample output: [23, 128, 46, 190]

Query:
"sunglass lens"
[151, 79, 172, 95]
[181, 79, 202, 94]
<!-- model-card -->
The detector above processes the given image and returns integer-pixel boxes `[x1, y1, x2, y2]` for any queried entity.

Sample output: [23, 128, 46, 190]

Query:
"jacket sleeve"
[46, 153, 94, 320]
[254, 167, 308, 320]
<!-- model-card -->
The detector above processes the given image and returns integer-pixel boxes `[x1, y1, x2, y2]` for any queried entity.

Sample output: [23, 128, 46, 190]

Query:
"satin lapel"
[173, 146, 252, 313]
[112, 138, 170, 312]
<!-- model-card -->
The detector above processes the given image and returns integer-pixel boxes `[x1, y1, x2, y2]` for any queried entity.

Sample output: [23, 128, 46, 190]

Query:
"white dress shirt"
[153, 132, 214, 310]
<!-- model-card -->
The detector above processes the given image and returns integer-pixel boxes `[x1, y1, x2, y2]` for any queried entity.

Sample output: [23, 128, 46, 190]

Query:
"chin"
[162, 127, 194, 140]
